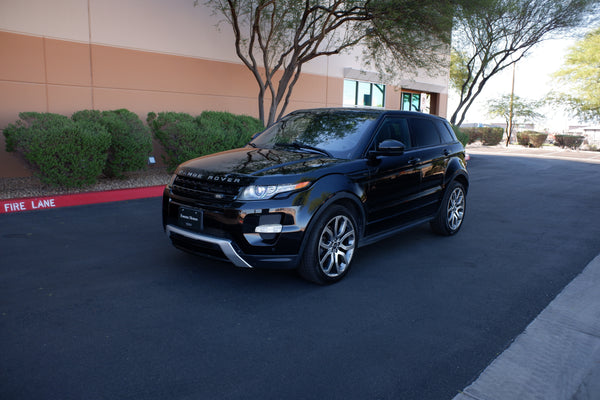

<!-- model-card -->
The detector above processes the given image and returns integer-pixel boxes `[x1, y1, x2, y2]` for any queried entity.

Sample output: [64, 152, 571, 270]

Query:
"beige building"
[0, 0, 450, 178]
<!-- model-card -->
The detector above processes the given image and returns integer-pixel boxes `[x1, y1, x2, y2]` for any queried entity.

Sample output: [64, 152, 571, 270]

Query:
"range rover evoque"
[162, 108, 468, 284]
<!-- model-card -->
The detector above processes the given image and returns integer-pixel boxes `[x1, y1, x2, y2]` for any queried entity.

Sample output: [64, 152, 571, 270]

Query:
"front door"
[365, 117, 422, 234]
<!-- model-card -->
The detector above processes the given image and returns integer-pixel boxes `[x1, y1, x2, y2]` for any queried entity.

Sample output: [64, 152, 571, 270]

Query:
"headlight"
[239, 181, 310, 200]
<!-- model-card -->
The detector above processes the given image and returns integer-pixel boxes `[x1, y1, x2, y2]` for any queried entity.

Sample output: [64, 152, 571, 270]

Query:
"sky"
[447, 37, 578, 133]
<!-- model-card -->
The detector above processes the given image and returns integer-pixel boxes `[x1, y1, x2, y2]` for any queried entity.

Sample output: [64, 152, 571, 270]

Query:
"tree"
[200, 0, 458, 126]
[550, 27, 600, 122]
[450, 0, 599, 127]
[487, 94, 543, 143]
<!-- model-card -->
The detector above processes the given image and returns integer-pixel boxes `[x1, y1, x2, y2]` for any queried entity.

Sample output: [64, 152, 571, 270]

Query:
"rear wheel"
[298, 205, 358, 285]
[431, 181, 466, 236]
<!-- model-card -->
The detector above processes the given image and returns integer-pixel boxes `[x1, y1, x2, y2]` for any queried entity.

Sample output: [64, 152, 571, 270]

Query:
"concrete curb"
[0, 185, 164, 214]
[453, 254, 600, 400]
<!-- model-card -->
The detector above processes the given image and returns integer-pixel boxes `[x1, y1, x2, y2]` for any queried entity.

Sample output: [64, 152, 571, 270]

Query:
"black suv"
[162, 108, 468, 284]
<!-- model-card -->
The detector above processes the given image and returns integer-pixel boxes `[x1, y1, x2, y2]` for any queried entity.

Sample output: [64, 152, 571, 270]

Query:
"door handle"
[443, 149, 450, 156]
[408, 157, 421, 165]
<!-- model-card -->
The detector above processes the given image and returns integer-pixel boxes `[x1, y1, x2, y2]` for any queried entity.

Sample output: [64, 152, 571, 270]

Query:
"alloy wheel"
[318, 215, 356, 278]
[446, 187, 465, 231]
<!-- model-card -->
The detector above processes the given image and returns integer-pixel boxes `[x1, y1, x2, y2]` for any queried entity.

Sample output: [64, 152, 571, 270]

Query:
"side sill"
[359, 216, 434, 248]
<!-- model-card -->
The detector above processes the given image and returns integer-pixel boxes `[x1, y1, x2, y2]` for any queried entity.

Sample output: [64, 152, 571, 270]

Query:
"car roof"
[286, 107, 447, 121]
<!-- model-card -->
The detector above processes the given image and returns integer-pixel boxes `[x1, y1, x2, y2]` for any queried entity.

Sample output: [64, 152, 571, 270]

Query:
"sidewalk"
[466, 143, 600, 164]
[453, 254, 600, 400]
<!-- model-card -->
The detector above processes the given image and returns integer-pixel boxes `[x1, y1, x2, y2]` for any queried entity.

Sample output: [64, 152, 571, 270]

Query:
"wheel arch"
[445, 156, 469, 193]
[452, 172, 469, 193]
[298, 191, 365, 257]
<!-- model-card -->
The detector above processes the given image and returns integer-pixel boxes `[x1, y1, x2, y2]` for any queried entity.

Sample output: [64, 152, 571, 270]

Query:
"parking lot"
[2, 154, 600, 399]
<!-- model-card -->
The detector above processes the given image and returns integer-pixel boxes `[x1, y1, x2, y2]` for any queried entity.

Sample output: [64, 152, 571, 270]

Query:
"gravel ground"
[0, 167, 171, 200]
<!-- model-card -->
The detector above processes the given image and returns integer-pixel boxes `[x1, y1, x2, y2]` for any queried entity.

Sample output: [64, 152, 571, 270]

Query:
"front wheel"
[431, 181, 466, 236]
[298, 205, 358, 285]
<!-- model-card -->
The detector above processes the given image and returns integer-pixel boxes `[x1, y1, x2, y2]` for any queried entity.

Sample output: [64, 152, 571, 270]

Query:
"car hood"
[176, 147, 344, 181]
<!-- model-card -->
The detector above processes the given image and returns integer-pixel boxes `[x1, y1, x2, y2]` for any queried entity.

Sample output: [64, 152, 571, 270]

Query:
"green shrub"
[4, 112, 71, 153]
[459, 127, 503, 145]
[451, 125, 469, 147]
[148, 111, 264, 172]
[3, 112, 110, 187]
[517, 131, 530, 146]
[555, 135, 584, 149]
[527, 132, 548, 148]
[481, 127, 503, 145]
[147, 112, 201, 172]
[4, 120, 30, 153]
[70, 109, 104, 124]
[517, 130, 547, 148]
[73, 109, 152, 178]
[197, 111, 264, 152]
[460, 127, 482, 144]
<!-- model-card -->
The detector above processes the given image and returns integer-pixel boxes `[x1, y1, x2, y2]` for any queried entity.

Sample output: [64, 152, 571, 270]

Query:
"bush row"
[516, 130, 548, 148]
[555, 135, 584, 150]
[4, 110, 152, 187]
[3, 109, 263, 187]
[460, 127, 504, 146]
[147, 111, 264, 172]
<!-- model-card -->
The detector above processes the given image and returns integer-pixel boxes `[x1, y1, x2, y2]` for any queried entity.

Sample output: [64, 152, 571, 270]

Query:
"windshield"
[251, 110, 380, 159]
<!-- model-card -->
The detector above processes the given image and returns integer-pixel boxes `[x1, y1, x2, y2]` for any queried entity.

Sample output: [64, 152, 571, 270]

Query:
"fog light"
[255, 224, 283, 234]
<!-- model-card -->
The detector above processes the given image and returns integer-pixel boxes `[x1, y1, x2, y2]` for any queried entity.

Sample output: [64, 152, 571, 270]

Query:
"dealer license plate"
[178, 206, 203, 231]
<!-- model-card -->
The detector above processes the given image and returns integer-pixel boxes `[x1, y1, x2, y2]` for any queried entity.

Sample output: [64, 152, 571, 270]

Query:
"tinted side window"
[374, 118, 412, 149]
[434, 120, 455, 144]
[409, 118, 442, 148]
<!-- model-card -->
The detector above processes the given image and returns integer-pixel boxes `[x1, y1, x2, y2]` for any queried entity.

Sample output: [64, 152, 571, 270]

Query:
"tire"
[431, 181, 466, 236]
[298, 205, 358, 285]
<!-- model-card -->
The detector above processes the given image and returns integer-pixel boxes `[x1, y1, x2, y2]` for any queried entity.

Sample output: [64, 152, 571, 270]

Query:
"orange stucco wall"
[0, 30, 346, 125]
[0, 30, 350, 177]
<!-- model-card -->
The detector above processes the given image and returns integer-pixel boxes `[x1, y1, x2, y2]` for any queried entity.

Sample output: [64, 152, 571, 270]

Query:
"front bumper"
[165, 224, 301, 269]
[166, 225, 253, 268]
[162, 182, 308, 269]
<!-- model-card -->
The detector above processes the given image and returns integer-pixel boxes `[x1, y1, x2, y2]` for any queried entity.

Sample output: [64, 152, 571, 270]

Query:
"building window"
[343, 79, 385, 108]
[402, 93, 420, 111]
[402, 92, 431, 113]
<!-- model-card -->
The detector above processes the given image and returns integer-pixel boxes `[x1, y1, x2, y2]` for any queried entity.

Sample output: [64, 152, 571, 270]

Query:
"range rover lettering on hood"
[180, 170, 241, 183]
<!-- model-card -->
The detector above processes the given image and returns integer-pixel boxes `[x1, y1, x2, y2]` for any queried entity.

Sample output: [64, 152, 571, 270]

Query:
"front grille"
[172, 175, 242, 203]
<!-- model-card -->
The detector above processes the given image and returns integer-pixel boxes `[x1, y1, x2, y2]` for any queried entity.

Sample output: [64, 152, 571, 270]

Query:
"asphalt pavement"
[1, 147, 600, 399]
[458, 145, 600, 400]
[453, 254, 600, 400]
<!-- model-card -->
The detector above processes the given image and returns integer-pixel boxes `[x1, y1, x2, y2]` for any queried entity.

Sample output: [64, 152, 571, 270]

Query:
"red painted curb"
[1, 185, 165, 214]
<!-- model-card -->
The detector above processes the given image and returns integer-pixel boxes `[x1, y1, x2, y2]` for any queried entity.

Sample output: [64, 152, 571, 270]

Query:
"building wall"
[0, 0, 449, 178]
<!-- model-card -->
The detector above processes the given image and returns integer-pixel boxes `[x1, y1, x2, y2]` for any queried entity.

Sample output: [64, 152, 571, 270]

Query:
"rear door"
[407, 117, 448, 212]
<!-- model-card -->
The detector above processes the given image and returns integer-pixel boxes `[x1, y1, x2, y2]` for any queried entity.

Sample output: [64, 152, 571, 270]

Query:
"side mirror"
[369, 139, 405, 159]
[378, 139, 405, 153]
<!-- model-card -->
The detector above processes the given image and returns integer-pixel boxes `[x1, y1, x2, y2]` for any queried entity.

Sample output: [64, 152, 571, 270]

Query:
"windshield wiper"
[274, 141, 332, 157]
